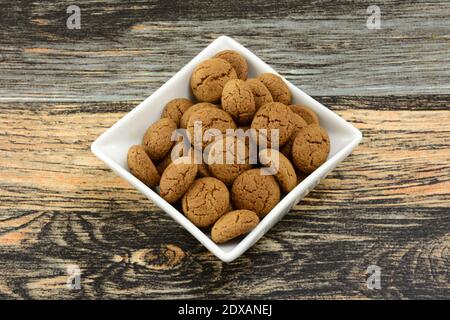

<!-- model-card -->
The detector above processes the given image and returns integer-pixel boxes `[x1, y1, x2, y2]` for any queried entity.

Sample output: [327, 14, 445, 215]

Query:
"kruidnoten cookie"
[179, 102, 217, 129]
[231, 169, 281, 217]
[292, 124, 330, 173]
[221, 79, 256, 125]
[127, 145, 160, 187]
[246, 78, 273, 111]
[207, 136, 252, 186]
[159, 157, 198, 203]
[290, 105, 319, 125]
[142, 118, 177, 162]
[280, 113, 307, 159]
[251, 102, 294, 147]
[211, 209, 259, 243]
[257, 73, 291, 105]
[161, 98, 193, 127]
[190, 58, 237, 103]
[187, 107, 236, 149]
[259, 148, 297, 193]
[214, 50, 249, 80]
[182, 177, 230, 227]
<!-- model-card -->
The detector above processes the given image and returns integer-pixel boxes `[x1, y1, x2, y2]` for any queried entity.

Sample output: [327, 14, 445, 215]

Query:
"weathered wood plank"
[0, 0, 449, 102]
[0, 96, 448, 299]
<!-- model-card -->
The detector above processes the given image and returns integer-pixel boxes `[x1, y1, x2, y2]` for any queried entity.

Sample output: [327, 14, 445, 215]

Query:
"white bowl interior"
[92, 36, 362, 262]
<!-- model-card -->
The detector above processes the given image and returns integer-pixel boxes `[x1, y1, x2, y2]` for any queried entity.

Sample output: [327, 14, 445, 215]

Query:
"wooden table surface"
[0, 1, 449, 299]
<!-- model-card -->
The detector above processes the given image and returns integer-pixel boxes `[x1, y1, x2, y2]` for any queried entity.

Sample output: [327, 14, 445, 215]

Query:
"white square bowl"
[91, 35, 362, 263]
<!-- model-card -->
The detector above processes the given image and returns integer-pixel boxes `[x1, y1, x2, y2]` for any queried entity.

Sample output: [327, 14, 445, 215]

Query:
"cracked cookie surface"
[246, 78, 273, 111]
[259, 148, 297, 193]
[190, 58, 237, 103]
[290, 104, 319, 125]
[187, 107, 236, 149]
[211, 209, 259, 243]
[161, 98, 193, 127]
[182, 177, 230, 227]
[207, 136, 252, 186]
[231, 168, 281, 217]
[179, 102, 217, 129]
[159, 157, 198, 203]
[214, 50, 248, 80]
[257, 73, 291, 105]
[221, 79, 256, 125]
[142, 118, 177, 162]
[292, 124, 330, 173]
[127, 145, 160, 187]
[251, 102, 294, 147]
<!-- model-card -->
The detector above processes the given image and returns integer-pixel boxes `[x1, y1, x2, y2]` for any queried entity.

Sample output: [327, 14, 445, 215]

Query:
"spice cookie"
[142, 118, 177, 162]
[159, 157, 198, 203]
[187, 107, 236, 149]
[161, 98, 193, 127]
[190, 58, 237, 103]
[290, 105, 319, 125]
[127, 145, 160, 187]
[251, 102, 294, 147]
[280, 113, 307, 159]
[246, 78, 273, 111]
[292, 124, 330, 173]
[214, 50, 249, 80]
[259, 148, 297, 193]
[182, 177, 230, 227]
[211, 209, 259, 244]
[207, 136, 252, 186]
[179, 102, 217, 129]
[231, 169, 281, 217]
[221, 79, 256, 125]
[257, 73, 291, 105]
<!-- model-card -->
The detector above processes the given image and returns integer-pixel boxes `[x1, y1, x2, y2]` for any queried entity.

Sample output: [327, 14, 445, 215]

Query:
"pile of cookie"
[127, 50, 330, 244]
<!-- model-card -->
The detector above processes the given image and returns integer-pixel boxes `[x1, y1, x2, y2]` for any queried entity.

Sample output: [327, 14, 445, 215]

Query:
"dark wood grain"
[0, 0, 449, 102]
[0, 96, 448, 299]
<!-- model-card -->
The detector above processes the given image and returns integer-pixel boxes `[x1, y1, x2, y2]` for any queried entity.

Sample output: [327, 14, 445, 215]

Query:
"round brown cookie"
[182, 177, 230, 227]
[190, 58, 237, 103]
[142, 118, 177, 162]
[290, 105, 319, 125]
[250, 102, 294, 148]
[211, 209, 259, 244]
[159, 157, 198, 203]
[246, 78, 273, 111]
[187, 107, 236, 149]
[221, 79, 256, 125]
[231, 169, 281, 217]
[280, 113, 307, 159]
[161, 98, 193, 127]
[207, 136, 252, 186]
[259, 148, 297, 193]
[257, 73, 291, 105]
[214, 50, 248, 80]
[292, 124, 330, 173]
[127, 145, 160, 187]
[179, 102, 217, 129]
